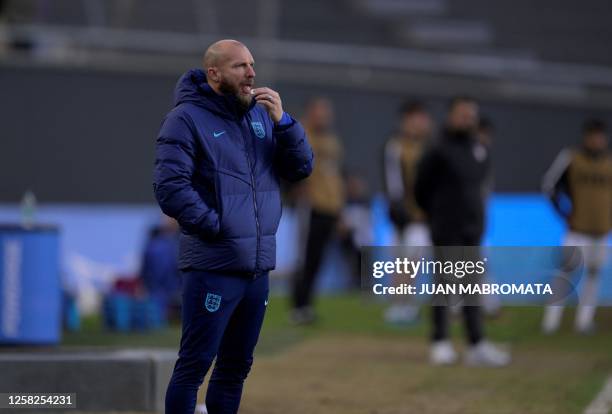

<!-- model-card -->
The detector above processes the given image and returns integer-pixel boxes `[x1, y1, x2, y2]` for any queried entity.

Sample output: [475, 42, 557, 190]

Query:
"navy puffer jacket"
[154, 69, 313, 274]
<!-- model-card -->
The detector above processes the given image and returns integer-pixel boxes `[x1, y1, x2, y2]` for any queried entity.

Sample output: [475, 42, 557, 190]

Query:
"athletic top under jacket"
[384, 135, 428, 229]
[154, 69, 314, 274]
[302, 128, 345, 216]
[542, 147, 612, 236]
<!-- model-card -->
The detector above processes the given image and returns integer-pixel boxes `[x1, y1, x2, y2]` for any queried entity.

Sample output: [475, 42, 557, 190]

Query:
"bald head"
[203, 39, 247, 70]
[203, 39, 256, 110]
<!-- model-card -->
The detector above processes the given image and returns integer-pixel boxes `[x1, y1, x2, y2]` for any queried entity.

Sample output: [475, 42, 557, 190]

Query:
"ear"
[207, 67, 219, 83]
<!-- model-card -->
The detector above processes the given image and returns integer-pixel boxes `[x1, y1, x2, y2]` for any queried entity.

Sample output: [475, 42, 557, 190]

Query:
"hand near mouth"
[252, 87, 283, 124]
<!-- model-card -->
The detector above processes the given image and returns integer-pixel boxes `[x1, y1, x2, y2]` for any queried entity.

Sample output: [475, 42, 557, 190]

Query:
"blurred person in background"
[476, 116, 502, 317]
[415, 96, 510, 367]
[476, 116, 494, 147]
[291, 97, 345, 325]
[476, 117, 495, 198]
[154, 39, 313, 414]
[339, 170, 373, 289]
[541, 119, 611, 334]
[383, 101, 433, 324]
[141, 214, 181, 318]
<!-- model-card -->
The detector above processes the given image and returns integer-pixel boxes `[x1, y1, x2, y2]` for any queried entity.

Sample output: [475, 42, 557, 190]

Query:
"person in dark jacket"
[154, 39, 313, 414]
[415, 96, 509, 367]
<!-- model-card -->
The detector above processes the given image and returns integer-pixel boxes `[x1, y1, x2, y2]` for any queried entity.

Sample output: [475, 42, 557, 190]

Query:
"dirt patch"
[237, 334, 610, 414]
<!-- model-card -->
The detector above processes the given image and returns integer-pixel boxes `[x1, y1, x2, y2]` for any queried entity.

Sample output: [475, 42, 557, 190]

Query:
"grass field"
[64, 295, 612, 414]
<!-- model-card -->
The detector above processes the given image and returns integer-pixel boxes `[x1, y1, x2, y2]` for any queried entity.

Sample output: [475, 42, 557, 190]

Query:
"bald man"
[154, 40, 313, 414]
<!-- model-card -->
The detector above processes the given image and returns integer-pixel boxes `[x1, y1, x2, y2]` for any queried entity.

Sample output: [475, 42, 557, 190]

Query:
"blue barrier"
[0, 225, 61, 344]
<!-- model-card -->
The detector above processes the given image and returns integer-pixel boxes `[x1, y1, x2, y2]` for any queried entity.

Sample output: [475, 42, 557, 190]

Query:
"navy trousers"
[165, 270, 269, 414]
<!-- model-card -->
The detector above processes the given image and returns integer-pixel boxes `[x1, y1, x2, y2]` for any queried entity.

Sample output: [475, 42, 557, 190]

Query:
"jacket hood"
[173, 68, 256, 119]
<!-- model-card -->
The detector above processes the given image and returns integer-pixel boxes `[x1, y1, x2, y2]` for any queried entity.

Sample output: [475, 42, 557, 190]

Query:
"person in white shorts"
[383, 101, 433, 324]
[542, 119, 611, 334]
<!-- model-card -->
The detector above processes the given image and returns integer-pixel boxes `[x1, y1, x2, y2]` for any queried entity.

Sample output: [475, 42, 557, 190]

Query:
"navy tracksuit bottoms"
[165, 269, 269, 414]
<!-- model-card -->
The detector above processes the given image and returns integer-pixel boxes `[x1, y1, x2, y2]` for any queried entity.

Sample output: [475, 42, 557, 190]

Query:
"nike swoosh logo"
[213, 131, 226, 138]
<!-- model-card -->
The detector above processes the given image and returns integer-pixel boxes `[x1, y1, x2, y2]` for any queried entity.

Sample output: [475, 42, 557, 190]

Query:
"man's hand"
[252, 87, 283, 124]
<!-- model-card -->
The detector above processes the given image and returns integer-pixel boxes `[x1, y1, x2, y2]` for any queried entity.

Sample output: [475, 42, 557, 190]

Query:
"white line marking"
[585, 375, 612, 414]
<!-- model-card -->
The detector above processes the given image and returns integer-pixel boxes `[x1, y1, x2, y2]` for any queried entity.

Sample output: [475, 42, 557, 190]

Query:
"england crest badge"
[251, 121, 266, 139]
[204, 293, 222, 312]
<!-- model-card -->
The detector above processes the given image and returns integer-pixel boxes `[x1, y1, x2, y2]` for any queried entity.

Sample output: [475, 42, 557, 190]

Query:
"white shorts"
[401, 223, 431, 246]
[563, 231, 608, 270]
[399, 223, 431, 257]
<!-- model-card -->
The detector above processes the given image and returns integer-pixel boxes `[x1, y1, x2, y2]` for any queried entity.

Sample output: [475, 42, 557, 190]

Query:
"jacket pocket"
[215, 169, 256, 239]
[213, 172, 224, 237]
[273, 191, 282, 233]
[255, 190, 282, 236]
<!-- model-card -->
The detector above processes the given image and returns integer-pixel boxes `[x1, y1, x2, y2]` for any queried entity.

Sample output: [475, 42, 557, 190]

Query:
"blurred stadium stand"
[4, 0, 612, 64]
[2, 0, 612, 97]
[1, 1, 612, 202]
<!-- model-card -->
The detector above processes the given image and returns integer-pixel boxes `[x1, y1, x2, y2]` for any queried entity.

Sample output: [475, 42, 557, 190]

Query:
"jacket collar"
[198, 82, 257, 120]
[174, 69, 256, 121]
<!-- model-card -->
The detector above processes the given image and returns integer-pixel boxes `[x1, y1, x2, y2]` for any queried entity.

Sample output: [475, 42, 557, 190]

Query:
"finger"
[252, 87, 270, 95]
[256, 99, 274, 111]
[254, 92, 271, 100]
[255, 93, 275, 104]
[256, 99, 282, 120]
[252, 87, 279, 99]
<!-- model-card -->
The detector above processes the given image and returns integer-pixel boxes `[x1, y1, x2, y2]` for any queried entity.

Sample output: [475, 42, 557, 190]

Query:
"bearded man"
[154, 39, 313, 414]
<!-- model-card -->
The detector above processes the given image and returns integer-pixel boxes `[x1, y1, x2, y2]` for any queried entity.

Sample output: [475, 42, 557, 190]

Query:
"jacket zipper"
[240, 119, 260, 277]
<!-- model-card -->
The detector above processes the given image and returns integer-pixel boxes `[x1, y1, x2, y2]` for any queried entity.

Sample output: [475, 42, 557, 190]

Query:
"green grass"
[261, 294, 612, 353]
[62, 293, 612, 359]
[62, 295, 612, 413]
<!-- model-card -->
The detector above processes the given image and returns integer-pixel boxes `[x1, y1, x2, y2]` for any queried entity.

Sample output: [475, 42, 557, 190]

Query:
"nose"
[247, 65, 256, 78]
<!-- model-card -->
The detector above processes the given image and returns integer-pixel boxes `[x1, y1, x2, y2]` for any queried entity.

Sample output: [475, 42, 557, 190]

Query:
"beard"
[218, 78, 252, 112]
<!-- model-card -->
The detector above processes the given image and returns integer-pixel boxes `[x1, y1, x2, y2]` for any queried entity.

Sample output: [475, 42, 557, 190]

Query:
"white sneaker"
[290, 307, 316, 325]
[384, 304, 419, 325]
[465, 341, 511, 367]
[542, 306, 563, 334]
[575, 322, 596, 335]
[195, 403, 208, 414]
[430, 340, 458, 365]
